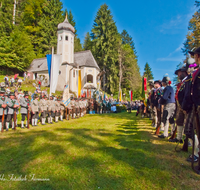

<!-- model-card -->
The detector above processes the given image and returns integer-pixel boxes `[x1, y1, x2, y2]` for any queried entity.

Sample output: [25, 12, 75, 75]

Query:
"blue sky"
[61, 0, 197, 81]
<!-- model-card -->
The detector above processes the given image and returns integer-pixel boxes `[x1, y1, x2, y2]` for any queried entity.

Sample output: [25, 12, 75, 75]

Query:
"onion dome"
[57, 14, 75, 33]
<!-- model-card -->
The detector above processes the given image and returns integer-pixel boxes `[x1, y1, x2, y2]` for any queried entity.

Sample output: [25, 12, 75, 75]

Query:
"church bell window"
[65, 36, 68, 41]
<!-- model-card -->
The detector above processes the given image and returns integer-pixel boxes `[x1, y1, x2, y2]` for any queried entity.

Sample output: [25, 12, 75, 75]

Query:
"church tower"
[57, 14, 75, 64]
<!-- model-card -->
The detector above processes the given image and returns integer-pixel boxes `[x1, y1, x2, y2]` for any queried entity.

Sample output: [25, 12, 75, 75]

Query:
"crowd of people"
[136, 47, 200, 173]
[0, 86, 124, 132]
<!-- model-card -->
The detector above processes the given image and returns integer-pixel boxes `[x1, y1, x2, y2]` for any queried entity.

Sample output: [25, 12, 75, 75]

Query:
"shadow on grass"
[0, 112, 199, 190]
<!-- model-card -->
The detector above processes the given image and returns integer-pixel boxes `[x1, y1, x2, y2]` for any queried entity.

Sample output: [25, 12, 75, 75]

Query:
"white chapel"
[28, 15, 101, 96]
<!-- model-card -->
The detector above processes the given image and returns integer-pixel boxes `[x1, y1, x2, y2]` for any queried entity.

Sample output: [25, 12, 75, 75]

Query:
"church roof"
[74, 50, 100, 70]
[28, 50, 100, 72]
[57, 17, 75, 33]
[28, 57, 48, 72]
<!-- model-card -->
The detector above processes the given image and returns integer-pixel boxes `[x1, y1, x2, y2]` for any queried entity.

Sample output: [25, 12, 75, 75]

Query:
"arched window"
[87, 74, 93, 83]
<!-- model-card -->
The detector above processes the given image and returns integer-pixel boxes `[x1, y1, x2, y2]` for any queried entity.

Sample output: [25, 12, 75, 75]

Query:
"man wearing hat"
[54, 98, 60, 122]
[66, 97, 73, 119]
[71, 97, 76, 119]
[6, 92, 20, 130]
[59, 97, 65, 121]
[46, 96, 54, 124]
[147, 80, 155, 120]
[31, 94, 39, 126]
[0, 88, 7, 131]
[183, 47, 200, 165]
[20, 91, 31, 128]
[158, 76, 176, 138]
[152, 80, 163, 132]
[39, 95, 48, 125]
[169, 66, 188, 143]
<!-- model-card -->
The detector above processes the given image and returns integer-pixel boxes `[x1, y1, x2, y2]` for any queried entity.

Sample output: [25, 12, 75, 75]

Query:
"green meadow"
[0, 112, 199, 190]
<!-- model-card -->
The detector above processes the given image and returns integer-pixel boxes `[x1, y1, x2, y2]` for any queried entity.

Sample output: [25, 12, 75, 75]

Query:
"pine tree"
[182, 1, 200, 55]
[36, 0, 64, 55]
[0, 0, 14, 35]
[144, 62, 154, 81]
[65, 9, 82, 52]
[121, 29, 137, 55]
[83, 32, 92, 50]
[91, 4, 119, 93]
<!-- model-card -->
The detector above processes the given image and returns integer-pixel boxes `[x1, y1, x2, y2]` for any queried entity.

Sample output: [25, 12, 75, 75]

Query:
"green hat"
[24, 91, 29, 97]
[162, 76, 170, 84]
[9, 92, 15, 97]
[0, 87, 5, 93]
[34, 94, 39, 98]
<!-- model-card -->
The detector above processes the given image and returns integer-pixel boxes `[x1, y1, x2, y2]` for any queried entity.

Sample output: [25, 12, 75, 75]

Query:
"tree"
[91, 4, 119, 93]
[144, 62, 154, 81]
[83, 32, 92, 50]
[182, 1, 200, 55]
[64, 9, 82, 52]
[0, 27, 35, 72]
[121, 29, 137, 55]
[0, 0, 14, 35]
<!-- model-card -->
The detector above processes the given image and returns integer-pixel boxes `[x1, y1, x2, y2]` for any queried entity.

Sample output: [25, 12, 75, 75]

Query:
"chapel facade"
[28, 15, 101, 96]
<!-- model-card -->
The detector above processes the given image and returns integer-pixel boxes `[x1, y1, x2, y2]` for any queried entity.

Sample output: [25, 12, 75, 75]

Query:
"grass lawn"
[0, 112, 199, 190]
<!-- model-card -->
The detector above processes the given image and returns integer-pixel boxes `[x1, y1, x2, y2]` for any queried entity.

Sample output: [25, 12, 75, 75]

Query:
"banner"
[78, 70, 81, 97]
[142, 77, 147, 106]
[50, 54, 61, 94]
[62, 84, 71, 107]
[129, 90, 133, 101]
[119, 89, 122, 102]
[46, 54, 52, 80]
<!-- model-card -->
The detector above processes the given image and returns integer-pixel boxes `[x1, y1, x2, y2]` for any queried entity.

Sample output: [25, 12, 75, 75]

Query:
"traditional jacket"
[39, 99, 48, 111]
[59, 102, 65, 111]
[0, 96, 7, 116]
[20, 97, 30, 114]
[191, 68, 200, 106]
[31, 99, 39, 113]
[153, 87, 163, 107]
[7, 98, 18, 115]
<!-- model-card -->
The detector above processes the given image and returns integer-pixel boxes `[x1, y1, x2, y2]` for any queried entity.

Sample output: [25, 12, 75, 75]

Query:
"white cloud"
[157, 57, 183, 62]
[157, 39, 186, 62]
[159, 7, 197, 34]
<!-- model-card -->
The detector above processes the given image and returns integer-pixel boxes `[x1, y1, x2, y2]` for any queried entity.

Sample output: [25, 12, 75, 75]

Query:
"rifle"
[13, 109, 17, 130]
[169, 125, 177, 140]
[193, 105, 200, 174]
[155, 106, 161, 135]
[1, 110, 4, 132]
[27, 110, 30, 129]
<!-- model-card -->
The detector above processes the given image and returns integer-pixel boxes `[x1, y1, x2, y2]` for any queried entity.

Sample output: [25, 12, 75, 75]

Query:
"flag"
[50, 54, 61, 94]
[103, 93, 106, 101]
[46, 54, 52, 80]
[129, 90, 133, 101]
[142, 77, 147, 106]
[62, 84, 71, 107]
[78, 70, 81, 97]
[119, 89, 122, 102]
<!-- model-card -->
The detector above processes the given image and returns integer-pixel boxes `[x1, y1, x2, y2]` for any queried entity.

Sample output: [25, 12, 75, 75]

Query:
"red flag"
[144, 77, 147, 91]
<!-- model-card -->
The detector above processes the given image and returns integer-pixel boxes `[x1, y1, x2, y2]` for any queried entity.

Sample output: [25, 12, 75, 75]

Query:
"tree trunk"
[103, 66, 106, 92]
[118, 48, 122, 100]
[13, 0, 17, 25]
